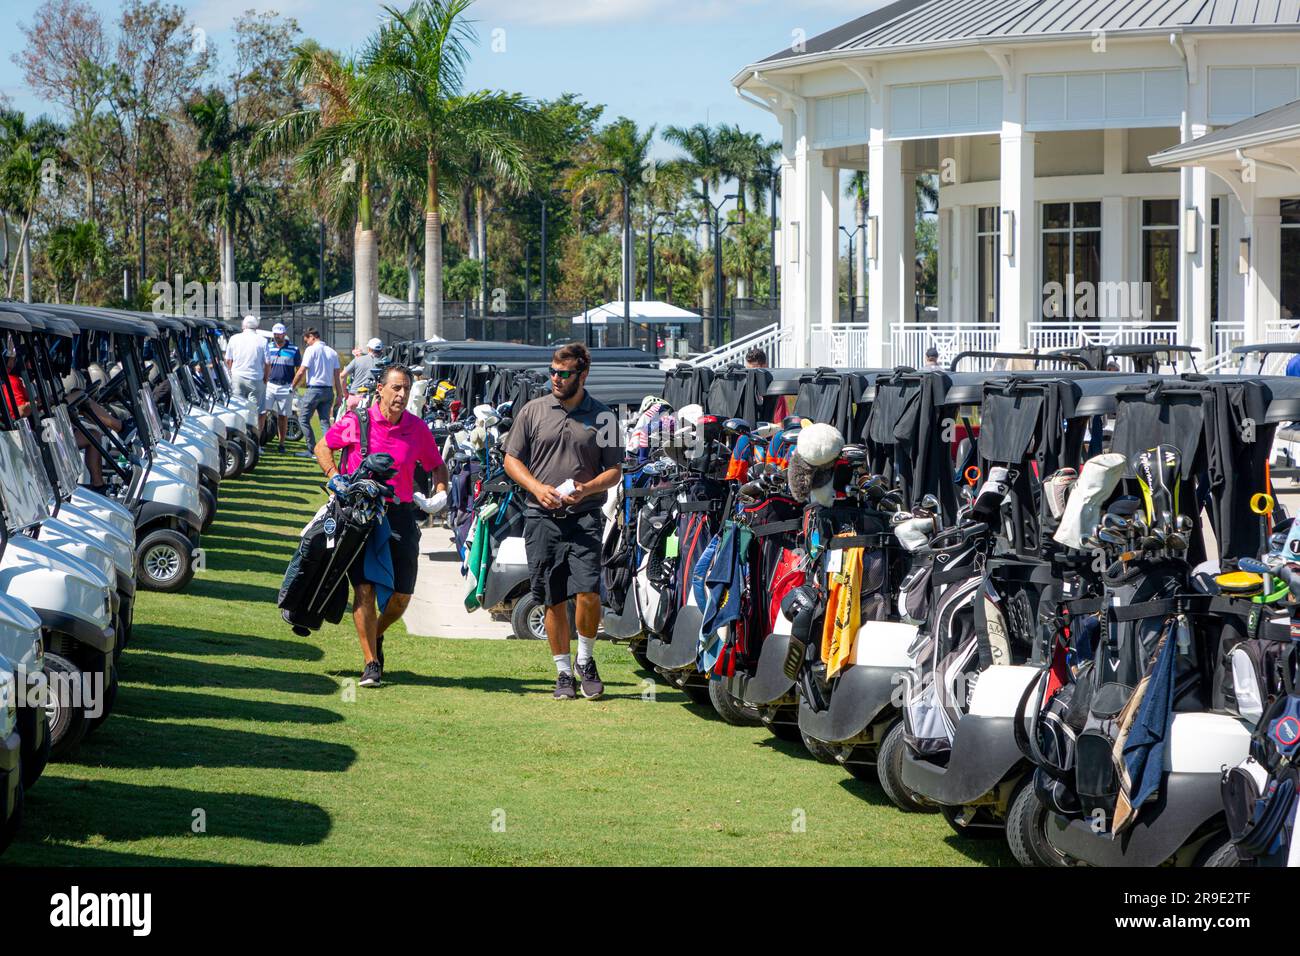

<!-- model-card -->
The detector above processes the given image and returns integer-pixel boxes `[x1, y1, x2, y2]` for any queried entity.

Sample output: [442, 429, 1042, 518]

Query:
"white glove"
[413, 490, 449, 515]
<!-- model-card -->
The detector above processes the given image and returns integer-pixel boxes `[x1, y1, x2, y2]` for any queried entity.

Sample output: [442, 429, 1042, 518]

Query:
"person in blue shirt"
[265, 323, 302, 453]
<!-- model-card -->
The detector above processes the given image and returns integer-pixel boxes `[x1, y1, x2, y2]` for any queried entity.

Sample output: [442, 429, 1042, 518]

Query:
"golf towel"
[696, 524, 747, 674]
[362, 514, 395, 613]
[1113, 616, 1180, 834]
[821, 543, 864, 680]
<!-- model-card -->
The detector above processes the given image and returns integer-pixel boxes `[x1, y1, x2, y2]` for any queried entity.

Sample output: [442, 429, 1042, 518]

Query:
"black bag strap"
[357, 407, 370, 459]
[752, 518, 802, 538]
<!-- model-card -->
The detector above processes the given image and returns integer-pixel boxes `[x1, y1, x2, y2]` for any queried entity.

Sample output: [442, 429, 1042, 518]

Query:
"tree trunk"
[22, 226, 32, 303]
[8, 211, 32, 299]
[72, 275, 80, 304]
[461, 186, 478, 260]
[423, 153, 443, 340]
[354, 224, 378, 348]
[406, 238, 419, 306]
[222, 225, 236, 319]
[475, 188, 487, 311]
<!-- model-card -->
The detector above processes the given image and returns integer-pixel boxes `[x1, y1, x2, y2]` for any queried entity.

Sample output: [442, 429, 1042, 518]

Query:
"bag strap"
[357, 407, 370, 460]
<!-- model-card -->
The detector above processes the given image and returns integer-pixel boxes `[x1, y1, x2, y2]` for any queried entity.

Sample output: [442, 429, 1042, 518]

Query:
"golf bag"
[278, 448, 399, 636]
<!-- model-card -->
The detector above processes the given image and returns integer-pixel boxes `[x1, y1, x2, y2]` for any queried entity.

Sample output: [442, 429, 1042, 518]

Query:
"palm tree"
[359, 0, 535, 340]
[250, 43, 383, 342]
[46, 220, 107, 303]
[568, 116, 654, 305]
[187, 91, 260, 319]
[663, 122, 725, 336]
[0, 111, 64, 301]
[845, 171, 868, 314]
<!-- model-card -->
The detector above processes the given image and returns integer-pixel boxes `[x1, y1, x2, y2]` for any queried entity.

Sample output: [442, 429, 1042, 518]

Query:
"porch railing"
[692, 322, 794, 370]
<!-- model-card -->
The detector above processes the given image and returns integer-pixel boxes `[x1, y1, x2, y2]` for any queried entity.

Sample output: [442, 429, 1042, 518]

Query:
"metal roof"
[1150, 97, 1300, 164]
[754, 0, 1300, 67]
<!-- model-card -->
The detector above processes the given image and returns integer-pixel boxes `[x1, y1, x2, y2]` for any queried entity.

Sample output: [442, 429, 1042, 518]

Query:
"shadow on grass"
[64, 715, 356, 772]
[130, 623, 323, 662]
[186, 577, 283, 605]
[115, 686, 343, 725]
[833, 771, 914, 809]
[12, 778, 332, 851]
[123, 650, 338, 696]
[938, 832, 1015, 866]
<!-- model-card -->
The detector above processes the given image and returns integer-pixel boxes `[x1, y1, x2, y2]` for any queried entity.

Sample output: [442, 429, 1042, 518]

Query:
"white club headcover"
[796, 422, 844, 468]
[894, 516, 935, 552]
[1052, 452, 1127, 550]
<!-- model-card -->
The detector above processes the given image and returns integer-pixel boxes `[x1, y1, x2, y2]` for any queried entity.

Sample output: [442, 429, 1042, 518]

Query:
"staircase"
[689, 323, 793, 370]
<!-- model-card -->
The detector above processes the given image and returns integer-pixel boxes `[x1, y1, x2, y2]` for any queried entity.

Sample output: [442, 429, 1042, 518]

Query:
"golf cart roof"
[765, 367, 883, 397]
[1233, 343, 1300, 354]
[572, 367, 668, 406]
[4, 305, 75, 336]
[0, 309, 32, 332]
[30, 304, 153, 335]
[979, 372, 1157, 415]
[1108, 344, 1200, 357]
[1261, 376, 1300, 423]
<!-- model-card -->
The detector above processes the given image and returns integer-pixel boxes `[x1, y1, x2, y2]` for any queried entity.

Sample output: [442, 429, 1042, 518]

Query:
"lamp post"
[139, 196, 165, 298]
[840, 223, 866, 321]
[699, 192, 738, 349]
[598, 168, 633, 348]
[768, 167, 779, 307]
[537, 187, 569, 339]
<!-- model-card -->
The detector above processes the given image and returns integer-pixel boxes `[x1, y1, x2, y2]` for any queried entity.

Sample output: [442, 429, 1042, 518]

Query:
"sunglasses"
[549, 367, 582, 380]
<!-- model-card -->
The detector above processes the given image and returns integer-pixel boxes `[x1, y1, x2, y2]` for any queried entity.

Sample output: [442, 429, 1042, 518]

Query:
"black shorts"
[524, 509, 603, 608]
[348, 502, 421, 595]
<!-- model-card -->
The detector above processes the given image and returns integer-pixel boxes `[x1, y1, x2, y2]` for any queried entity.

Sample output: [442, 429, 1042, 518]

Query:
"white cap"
[367, 337, 384, 352]
[272, 323, 287, 335]
[241, 315, 259, 330]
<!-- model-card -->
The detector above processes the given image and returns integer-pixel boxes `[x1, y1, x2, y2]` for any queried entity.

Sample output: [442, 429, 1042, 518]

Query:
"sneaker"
[553, 671, 577, 700]
[278, 441, 286, 453]
[376, 634, 385, 670]
[575, 658, 604, 700]
[359, 661, 383, 688]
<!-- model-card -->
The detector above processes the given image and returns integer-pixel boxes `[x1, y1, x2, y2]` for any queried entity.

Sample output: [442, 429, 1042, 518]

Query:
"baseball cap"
[272, 323, 287, 335]
[367, 337, 384, 352]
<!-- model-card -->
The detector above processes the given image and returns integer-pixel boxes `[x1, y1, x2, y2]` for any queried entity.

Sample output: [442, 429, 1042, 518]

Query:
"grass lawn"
[3, 452, 1009, 866]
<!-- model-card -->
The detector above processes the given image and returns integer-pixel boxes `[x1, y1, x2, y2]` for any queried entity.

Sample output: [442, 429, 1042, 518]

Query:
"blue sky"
[0, 0, 880, 158]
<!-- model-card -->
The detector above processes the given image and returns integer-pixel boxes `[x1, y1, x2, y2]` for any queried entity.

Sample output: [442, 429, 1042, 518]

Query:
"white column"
[867, 134, 904, 367]
[938, 206, 953, 322]
[1100, 129, 1127, 293]
[998, 124, 1035, 351]
[1179, 65, 1213, 364]
[820, 162, 840, 332]
[902, 165, 917, 324]
[1226, 195, 1247, 330]
[950, 204, 974, 324]
[1244, 197, 1282, 343]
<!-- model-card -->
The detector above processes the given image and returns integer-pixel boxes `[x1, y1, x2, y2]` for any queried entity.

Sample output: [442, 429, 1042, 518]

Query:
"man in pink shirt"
[315, 364, 448, 687]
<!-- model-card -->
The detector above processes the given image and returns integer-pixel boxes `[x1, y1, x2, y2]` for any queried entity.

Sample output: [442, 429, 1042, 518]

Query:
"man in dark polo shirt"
[503, 342, 623, 699]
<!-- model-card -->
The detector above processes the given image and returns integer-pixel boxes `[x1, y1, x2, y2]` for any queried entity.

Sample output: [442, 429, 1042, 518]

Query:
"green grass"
[3, 453, 1009, 866]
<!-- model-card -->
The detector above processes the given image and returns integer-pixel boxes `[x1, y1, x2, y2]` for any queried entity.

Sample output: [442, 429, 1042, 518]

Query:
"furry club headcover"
[787, 423, 844, 507]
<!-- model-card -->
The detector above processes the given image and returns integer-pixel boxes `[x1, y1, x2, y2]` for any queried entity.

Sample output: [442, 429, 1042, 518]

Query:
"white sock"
[553, 653, 572, 675]
[576, 634, 596, 665]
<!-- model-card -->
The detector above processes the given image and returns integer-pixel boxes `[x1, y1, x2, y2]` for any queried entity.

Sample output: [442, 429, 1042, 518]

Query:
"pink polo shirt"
[325, 405, 444, 503]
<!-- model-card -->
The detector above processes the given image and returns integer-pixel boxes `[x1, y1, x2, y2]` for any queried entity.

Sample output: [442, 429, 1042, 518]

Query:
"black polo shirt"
[503, 389, 623, 513]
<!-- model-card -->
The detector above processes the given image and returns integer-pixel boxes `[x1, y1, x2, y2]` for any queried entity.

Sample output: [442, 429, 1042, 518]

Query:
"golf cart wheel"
[198, 485, 218, 533]
[222, 439, 245, 478]
[629, 641, 653, 673]
[664, 669, 711, 705]
[84, 662, 119, 737]
[800, 730, 840, 764]
[876, 721, 935, 812]
[136, 528, 196, 593]
[940, 805, 1003, 839]
[510, 595, 549, 641]
[43, 651, 89, 761]
[244, 434, 260, 472]
[1006, 778, 1067, 866]
[707, 678, 763, 726]
[766, 718, 803, 742]
[286, 419, 304, 444]
[1201, 837, 1249, 868]
[0, 762, 23, 854]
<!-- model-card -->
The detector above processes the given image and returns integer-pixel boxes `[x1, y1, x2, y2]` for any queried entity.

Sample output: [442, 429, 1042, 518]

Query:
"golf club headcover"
[1052, 452, 1127, 550]
[796, 422, 844, 467]
[1130, 444, 1181, 522]
[1043, 468, 1078, 520]
[972, 465, 1012, 522]
[893, 515, 935, 552]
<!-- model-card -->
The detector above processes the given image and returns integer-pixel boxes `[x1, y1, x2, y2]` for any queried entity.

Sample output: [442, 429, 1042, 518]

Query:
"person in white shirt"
[291, 326, 345, 453]
[225, 315, 271, 433]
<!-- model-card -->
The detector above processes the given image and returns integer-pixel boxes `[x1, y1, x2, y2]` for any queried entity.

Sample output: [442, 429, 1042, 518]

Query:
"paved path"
[403, 523, 513, 640]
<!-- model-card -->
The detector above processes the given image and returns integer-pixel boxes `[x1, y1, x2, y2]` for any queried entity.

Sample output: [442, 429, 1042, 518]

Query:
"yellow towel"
[821, 545, 864, 679]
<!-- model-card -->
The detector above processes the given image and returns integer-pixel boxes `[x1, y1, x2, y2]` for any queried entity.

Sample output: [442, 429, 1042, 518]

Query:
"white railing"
[811, 323, 873, 368]
[1026, 321, 1180, 352]
[890, 322, 1001, 370]
[691, 322, 793, 370]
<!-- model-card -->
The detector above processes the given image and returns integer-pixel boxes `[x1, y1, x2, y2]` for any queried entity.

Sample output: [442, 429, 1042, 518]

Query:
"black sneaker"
[278, 441, 286, 453]
[575, 658, 604, 700]
[359, 661, 383, 688]
[376, 634, 385, 670]
[554, 671, 577, 700]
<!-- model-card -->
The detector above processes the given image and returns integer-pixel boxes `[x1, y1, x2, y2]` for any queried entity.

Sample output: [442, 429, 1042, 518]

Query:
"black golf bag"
[279, 451, 399, 636]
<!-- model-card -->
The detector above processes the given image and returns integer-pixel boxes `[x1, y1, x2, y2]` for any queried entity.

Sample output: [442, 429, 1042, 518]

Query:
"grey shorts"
[232, 375, 266, 410]
[524, 510, 603, 608]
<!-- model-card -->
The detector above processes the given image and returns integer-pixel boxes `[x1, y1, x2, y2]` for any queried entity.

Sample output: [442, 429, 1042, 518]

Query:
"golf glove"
[327, 474, 349, 497]
[413, 490, 448, 514]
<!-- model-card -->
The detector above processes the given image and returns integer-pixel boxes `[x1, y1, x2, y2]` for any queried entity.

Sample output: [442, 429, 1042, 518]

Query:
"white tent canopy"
[571, 300, 702, 325]
[323, 290, 412, 315]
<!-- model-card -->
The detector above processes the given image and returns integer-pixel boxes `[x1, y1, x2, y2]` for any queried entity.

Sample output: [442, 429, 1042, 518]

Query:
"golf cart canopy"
[0, 310, 32, 333]
[38, 305, 156, 336]
[1261, 375, 1300, 423]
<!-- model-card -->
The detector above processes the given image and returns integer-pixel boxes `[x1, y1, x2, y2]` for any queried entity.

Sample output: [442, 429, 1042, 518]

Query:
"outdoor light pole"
[700, 192, 738, 349]
[598, 168, 633, 348]
[840, 223, 866, 321]
[768, 168, 779, 307]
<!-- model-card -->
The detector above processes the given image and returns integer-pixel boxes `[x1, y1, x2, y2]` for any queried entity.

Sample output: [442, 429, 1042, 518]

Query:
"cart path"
[405, 525, 512, 639]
